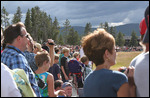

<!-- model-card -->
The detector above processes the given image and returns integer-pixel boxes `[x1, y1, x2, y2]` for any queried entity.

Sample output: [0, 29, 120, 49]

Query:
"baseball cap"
[62, 82, 72, 88]
[139, 18, 147, 35]
[143, 6, 149, 43]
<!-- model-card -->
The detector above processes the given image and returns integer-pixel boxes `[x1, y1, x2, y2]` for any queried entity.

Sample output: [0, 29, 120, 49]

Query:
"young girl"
[35, 51, 65, 97]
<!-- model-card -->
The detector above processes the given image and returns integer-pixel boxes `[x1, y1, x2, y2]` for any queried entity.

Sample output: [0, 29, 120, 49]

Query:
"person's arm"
[61, 66, 69, 80]
[46, 39, 54, 67]
[117, 67, 136, 97]
[61, 57, 69, 80]
[117, 82, 129, 97]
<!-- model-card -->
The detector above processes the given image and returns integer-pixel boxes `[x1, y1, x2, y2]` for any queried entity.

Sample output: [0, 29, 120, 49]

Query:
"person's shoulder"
[112, 70, 128, 80]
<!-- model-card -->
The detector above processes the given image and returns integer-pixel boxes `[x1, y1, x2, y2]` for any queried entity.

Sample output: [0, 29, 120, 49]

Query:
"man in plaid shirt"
[1, 22, 41, 97]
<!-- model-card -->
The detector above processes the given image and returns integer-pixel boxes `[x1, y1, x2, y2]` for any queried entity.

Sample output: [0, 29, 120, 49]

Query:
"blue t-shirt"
[83, 69, 128, 97]
[48, 64, 61, 81]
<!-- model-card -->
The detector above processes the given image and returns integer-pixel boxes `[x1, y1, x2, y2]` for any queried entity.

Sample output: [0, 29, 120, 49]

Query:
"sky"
[1, 1, 149, 27]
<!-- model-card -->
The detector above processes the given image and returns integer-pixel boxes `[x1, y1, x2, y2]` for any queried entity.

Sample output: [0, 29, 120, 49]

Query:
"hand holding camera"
[46, 39, 55, 47]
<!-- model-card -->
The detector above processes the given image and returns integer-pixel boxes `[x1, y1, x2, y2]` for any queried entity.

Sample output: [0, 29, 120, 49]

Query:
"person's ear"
[104, 49, 110, 61]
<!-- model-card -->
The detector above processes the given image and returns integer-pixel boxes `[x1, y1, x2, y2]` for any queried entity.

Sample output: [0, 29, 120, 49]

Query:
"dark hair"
[80, 55, 89, 64]
[3, 22, 25, 45]
[54, 80, 63, 90]
[54, 47, 60, 54]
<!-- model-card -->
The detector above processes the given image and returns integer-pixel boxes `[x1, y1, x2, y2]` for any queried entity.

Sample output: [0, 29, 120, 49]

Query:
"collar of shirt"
[6, 45, 25, 56]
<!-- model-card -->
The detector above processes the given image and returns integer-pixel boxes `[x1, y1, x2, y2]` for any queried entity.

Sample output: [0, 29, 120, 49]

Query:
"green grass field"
[92, 51, 142, 71]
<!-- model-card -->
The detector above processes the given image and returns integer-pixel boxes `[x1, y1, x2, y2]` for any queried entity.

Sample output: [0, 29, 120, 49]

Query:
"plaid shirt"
[24, 51, 38, 72]
[1, 45, 41, 97]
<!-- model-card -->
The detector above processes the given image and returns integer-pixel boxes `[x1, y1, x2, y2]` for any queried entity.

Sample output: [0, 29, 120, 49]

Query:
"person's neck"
[35, 67, 47, 74]
[95, 63, 110, 71]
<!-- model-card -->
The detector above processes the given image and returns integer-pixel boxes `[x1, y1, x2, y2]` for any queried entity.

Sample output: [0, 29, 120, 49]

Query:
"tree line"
[1, 6, 139, 47]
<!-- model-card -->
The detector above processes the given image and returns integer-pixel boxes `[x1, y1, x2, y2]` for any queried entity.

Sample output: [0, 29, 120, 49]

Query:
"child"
[35, 51, 65, 97]
[48, 54, 61, 81]
[60, 47, 70, 82]
[80, 55, 92, 79]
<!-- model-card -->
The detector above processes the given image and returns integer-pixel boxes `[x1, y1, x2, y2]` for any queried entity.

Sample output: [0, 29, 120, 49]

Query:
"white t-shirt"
[134, 51, 149, 97]
[130, 52, 144, 67]
[1, 63, 21, 97]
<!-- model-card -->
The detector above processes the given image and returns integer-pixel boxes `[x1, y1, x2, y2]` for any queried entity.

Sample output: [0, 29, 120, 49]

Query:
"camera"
[48, 43, 55, 45]
[37, 78, 47, 89]
[119, 68, 127, 73]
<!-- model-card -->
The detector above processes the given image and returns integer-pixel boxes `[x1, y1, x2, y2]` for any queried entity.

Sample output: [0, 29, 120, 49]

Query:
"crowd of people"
[1, 6, 149, 97]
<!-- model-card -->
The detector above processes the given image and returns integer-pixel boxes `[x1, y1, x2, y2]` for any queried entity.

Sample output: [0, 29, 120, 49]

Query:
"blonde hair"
[34, 42, 42, 51]
[62, 47, 70, 54]
[35, 51, 50, 67]
[81, 28, 115, 66]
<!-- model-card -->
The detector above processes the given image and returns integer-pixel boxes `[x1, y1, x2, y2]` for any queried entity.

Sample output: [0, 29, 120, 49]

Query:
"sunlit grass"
[92, 51, 142, 71]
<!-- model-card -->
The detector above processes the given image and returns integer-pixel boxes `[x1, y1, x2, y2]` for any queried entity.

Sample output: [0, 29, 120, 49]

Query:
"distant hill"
[59, 23, 140, 36]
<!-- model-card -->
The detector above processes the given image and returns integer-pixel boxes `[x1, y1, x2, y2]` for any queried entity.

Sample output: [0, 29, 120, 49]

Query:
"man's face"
[20, 27, 30, 51]
[64, 86, 72, 97]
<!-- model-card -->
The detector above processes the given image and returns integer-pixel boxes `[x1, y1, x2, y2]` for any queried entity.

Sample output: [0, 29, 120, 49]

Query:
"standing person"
[60, 47, 70, 82]
[134, 6, 149, 97]
[1, 22, 41, 97]
[48, 54, 62, 81]
[82, 29, 135, 97]
[35, 51, 65, 97]
[130, 17, 148, 67]
[1, 29, 21, 97]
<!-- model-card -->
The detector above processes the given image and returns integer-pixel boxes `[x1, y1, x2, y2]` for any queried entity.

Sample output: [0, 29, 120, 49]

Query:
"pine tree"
[24, 9, 32, 34]
[62, 19, 71, 44]
[109, 26, 116, 39]
[130, 30, 138, 47]
[116, 31, 125, 47]
[67, 28, 80, 45]
[84, 22, 92, 35]
[104, 22, 109, 32]
[1, 6, 10, 28]
[12, 6, 22, 24]
[58, 34, 64, 45]
[51, 17, 60, 42]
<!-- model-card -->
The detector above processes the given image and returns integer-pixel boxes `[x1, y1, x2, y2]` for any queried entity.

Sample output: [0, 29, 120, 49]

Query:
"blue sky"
[1, 1, 149, 27]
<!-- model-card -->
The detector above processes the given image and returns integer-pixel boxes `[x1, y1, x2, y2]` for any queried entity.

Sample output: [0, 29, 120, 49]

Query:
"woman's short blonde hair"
[81, 28, 115, 66]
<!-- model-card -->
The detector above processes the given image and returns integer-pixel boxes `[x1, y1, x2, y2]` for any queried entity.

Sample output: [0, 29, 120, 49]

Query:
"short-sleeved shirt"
[48, 63, 61, 81]
[61, 57, 69, 77]
[83, 69, 128, 97]
[134, 52, 149, 97]
[1, 45, 41, 97]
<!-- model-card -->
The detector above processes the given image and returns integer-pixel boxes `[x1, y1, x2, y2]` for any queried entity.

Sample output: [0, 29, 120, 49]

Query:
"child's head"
[73, 52, 80, 60]
[62, 47, 70, 57]
[54, 80, 63, 91]
[54, 54, 59, 64]
[35, 51, 50, 70]
[80, 55, 89, 65]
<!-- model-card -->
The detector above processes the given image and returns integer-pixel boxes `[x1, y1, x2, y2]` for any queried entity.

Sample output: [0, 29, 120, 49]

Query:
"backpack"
[68, 60, 84, 74]
[9, 68, 37, 97]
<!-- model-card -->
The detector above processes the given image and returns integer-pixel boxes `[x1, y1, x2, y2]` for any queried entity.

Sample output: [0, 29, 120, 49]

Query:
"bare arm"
[61, 66, 68, 80]
[117, 82, 129, 97]
[46, 39, 54, 67]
